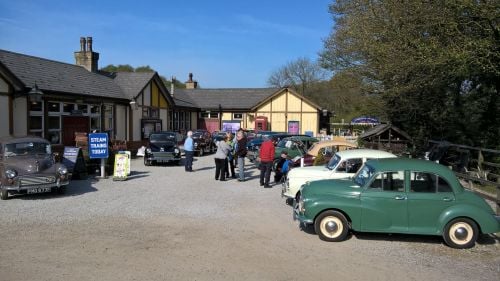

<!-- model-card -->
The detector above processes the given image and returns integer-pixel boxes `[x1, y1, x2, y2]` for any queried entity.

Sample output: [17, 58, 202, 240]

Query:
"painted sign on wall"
[288, 121, 300, 134]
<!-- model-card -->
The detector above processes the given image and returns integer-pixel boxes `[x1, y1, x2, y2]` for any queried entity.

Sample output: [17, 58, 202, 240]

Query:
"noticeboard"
[89, 133, 109, 159]
[62, 146, 87, 179]
[62, 147, 80, 172]
[113, 153, 130, 181]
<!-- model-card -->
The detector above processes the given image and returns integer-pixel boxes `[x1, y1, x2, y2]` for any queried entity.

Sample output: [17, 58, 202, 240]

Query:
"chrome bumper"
[4, 177, 69, 191]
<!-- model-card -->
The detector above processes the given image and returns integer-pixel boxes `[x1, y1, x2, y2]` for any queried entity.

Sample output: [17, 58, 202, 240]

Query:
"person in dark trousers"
[259, 136, 275, 188]
[184, 131, 194, 172]
[214, 135, 231, 181]
[235, 130, 248, 182]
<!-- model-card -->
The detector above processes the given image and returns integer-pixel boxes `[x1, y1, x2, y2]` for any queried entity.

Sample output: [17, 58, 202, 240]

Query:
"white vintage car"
[281, 149, 396, 201]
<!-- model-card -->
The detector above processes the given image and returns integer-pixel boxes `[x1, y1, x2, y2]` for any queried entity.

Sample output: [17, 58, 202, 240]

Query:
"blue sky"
[0, 0, 333, 88]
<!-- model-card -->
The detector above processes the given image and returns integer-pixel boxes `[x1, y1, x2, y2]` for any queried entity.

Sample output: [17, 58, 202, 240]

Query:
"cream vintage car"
[282, 149, 396, 201]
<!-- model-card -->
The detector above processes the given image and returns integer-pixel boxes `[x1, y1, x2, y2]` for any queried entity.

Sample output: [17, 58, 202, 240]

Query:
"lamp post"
[129, 98, 138, 110]
[14, 83, 44, 103]
[28, 83, 44, 103]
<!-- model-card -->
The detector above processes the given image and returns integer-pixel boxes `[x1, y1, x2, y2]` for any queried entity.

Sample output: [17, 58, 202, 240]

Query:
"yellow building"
[175, 83, 323, 135]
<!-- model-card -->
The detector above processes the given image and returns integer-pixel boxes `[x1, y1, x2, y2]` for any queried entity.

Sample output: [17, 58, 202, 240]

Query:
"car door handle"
[394, 195, 406, 200]
[442, 197, 453, 202]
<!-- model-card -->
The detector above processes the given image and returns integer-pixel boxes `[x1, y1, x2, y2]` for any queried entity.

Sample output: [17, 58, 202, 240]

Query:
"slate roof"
[112, 72, 156, 99]
[171, 90, 199, 108]
[174, 88, 279, 110]
[0, 49, 125, 100]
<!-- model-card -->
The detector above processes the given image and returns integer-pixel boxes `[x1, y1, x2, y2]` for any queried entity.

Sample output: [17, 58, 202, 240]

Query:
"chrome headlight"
[298, 195, 306, 213]
[58, 166, 68, 175]
[5, 169, 17, 179]
[194, 142, 198, 147]
[174, 148, 180, 154]
[146, 148, 152, 153]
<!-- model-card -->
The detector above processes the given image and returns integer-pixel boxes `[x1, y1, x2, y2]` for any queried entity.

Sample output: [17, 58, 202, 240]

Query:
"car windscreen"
[4, 142, 51, 157]
[327, 154, 341, 170]
[150, 134, 175, 142]
[353, 164, 376, 186]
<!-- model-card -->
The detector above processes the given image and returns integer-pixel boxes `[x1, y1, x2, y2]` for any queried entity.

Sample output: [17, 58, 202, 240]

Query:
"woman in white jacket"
[214, 136, 231, 181]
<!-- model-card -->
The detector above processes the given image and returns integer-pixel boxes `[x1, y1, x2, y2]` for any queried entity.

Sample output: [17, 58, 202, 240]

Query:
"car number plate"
[27, 187, 51, 194]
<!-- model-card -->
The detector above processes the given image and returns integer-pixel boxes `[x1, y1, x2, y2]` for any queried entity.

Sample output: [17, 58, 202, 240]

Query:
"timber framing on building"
[0, 37, 325, 145]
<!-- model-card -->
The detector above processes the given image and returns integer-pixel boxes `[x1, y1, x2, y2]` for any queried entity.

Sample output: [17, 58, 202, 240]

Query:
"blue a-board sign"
[88, 133, 109, 159]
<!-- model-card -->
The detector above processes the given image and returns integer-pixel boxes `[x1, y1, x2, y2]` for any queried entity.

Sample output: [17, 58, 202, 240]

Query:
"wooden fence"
[427, 140, 500, 214]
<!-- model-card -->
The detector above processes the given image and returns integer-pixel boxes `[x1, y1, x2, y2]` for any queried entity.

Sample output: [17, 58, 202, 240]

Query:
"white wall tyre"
[314, 210, 349, 242]
[443, 218, 479, 249]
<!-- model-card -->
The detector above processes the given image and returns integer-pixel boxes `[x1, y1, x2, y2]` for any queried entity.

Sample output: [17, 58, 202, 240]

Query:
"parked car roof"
[334, 148, 396, 159]
[306, 140, 358, 156]
[366, 157, 458, 180]
[0, 136, 50, 145]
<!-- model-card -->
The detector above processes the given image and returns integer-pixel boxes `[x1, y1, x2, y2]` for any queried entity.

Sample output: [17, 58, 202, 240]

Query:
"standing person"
[184, 131, 194, 172]
[225, 132, 236, 179]
[214, 136, 231, 181]
[274, 151, 289, 183]
[258, 136, 275, 188]
[235, 130, 247, 182]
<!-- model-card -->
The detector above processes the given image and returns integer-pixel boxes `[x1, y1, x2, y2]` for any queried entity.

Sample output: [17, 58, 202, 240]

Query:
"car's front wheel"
[314, 210, 349, 242]
[443, 218, 479, 249]
[0, 187, 8, 200]
[57, 186, 66, 194]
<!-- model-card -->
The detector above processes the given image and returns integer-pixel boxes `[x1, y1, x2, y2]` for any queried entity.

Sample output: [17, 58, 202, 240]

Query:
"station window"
[63, 103, 74, 113]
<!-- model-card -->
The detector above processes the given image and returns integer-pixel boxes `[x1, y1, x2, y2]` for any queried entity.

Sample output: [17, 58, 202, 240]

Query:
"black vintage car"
[0, 136, 70, 200]
[192, 130, 214, 156]
[144, 132, 183, 166]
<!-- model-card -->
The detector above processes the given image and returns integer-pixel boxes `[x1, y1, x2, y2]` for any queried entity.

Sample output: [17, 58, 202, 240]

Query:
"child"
[274, 151, 291, 183]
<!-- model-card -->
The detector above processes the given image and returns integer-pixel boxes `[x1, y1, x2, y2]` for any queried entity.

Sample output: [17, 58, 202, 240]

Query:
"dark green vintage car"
[253, 136, 319, 167]
[295, 158, 499, 248]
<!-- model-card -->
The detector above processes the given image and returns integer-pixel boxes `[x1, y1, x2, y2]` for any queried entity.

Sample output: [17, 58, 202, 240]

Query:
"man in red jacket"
[259, 136, 275, 188]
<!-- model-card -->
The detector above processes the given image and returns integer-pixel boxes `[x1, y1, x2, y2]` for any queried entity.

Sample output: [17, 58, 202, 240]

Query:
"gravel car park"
[0, 155, 498, 280]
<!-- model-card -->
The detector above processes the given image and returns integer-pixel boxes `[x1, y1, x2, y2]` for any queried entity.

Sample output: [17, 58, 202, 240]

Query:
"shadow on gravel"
[11, 177, 98, 201]
[477, 233, 499, 246]
[352, 232, 442, 245]
[298, 225, 499, 247]
[194, 166, 215, 171]
[354, 232, 499, 246]
[127, 171, 150, 180]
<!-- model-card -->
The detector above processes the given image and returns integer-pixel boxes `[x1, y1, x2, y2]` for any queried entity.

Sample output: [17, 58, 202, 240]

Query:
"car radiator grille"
[154, 152, 175, 157]
[20, 176, 56, 186]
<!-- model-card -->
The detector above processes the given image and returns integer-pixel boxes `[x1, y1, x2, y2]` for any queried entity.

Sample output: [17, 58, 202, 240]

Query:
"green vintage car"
[254, 136, 319, 167]
[295, 158, 500, 249]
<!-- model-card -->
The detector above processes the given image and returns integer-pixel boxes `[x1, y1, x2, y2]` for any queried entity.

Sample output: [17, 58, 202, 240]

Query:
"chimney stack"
[185, 73, 198, 89]
[87, 36, 93, 51]
[74, 36, 99, 72]
[170, 76, 175, 97]
[80, 37, 86, 52]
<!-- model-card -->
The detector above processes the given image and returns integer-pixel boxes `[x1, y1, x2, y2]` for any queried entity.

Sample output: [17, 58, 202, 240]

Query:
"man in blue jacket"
[184, 131, 194, 172]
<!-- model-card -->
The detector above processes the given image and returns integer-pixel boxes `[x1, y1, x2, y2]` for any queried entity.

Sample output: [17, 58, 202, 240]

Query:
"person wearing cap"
[259, 136, 275, 188]
[274, 150, 290, 183]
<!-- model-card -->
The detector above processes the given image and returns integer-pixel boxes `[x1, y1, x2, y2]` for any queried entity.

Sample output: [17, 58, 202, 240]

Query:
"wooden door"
[198, 118, 220, 133]
[62, 116, 90, 146]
